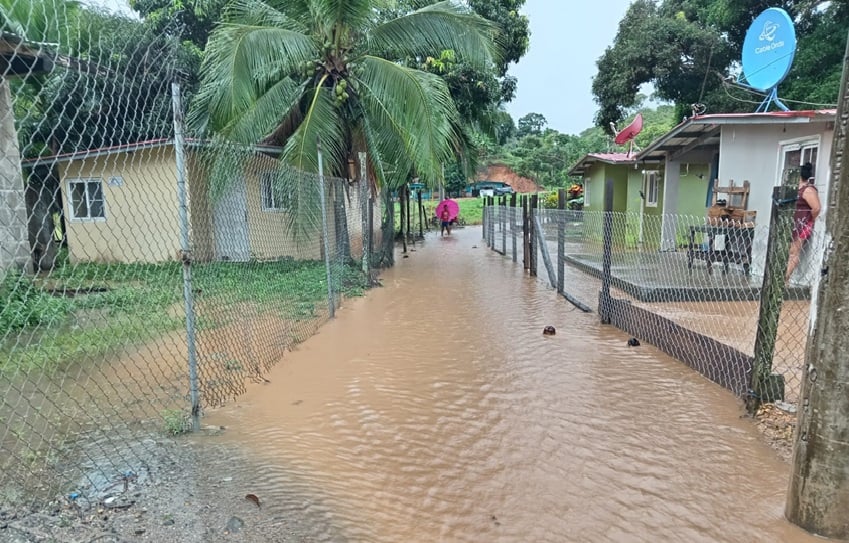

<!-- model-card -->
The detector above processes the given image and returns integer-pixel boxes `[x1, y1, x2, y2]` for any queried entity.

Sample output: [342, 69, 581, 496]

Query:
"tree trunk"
[785, 30, 849, 539]
[333, 182, 351, 262]
[25, 167, 62, 272]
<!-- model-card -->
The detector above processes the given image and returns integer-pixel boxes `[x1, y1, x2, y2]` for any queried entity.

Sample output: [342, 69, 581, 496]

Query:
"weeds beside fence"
[483, 191, 823, 414]
[0, 14, 384, 510]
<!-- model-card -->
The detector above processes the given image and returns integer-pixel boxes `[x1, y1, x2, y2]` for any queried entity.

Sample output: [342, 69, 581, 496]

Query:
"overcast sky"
[504, 0, 634, 135]
[92, 0, 634, 135]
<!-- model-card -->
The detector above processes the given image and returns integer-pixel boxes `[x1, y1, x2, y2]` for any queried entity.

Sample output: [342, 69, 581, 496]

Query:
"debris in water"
[543, 326, 556, 336]
[245, 494, 261, 509]
[627, 338, 641, 347]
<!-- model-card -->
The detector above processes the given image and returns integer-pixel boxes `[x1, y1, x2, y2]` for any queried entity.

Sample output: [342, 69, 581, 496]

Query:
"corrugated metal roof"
[636, 109, 836, 162]
[567, 152, 637, 177]
[21, 138, 284, 167]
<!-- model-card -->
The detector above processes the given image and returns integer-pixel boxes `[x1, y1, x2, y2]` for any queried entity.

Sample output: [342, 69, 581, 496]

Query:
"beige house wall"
[60, 146, 181, 264]
[185, 153, 215, 262]
[59, 145, 371, 265]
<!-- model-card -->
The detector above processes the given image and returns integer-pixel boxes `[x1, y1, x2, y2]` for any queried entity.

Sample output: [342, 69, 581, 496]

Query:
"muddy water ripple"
[204, 228, 815, 542]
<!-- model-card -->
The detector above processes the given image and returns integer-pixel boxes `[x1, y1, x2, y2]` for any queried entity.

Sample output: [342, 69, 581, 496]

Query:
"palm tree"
[189, 0, 502, 252]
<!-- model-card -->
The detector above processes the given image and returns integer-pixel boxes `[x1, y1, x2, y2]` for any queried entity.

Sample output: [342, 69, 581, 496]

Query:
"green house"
[568, 152, 712, 248]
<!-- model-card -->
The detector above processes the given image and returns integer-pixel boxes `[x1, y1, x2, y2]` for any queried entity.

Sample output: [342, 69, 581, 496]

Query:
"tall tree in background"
[516, 112, 546, 137]
[592, 0, 847, 129]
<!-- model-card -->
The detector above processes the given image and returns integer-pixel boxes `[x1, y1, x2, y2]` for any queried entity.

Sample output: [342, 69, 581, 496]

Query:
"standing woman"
[786, 162, 821, 282]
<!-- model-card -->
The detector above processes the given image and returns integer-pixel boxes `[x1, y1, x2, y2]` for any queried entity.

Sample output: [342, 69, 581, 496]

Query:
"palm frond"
[357, 55, 461, 186]
[364, 1, 503, 71]
[309, 0, 373, 30]
[190, 15, 316, 132]
[218, 78, 305, 144]
[221, 0, 308, 33]
[280, 77, 348, 241]
[281, 76, 347, 174]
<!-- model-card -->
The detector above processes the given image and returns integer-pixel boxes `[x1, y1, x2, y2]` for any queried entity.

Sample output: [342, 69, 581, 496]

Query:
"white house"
[636, 109, 835, 285]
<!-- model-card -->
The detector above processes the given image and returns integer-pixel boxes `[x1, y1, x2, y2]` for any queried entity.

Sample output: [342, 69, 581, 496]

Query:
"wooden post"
[529, 194, 538, 276]
[405, 185, 412, 243]
[511, 193, 518, 262]
[501, 196, 507, 254]
[489, 196, 496, 246]
[600, 178, 614, 324]
[787, 32, 849, 538]
[522, 195, 530, 270]
[417, 190, 424, 238]
[400, 185, 407, 254]
[749, 183, 796, 411]
[557, 189, 566, 295]
[481, 194, 487, 243]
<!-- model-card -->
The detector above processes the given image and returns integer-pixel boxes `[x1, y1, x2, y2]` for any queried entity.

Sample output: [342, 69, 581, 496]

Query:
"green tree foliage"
[492, 104, 676, 187]
[592, 0, 847, 129]
[516, 112, 547, 137]
[190, 0, 501, 238]
[129, 0, 229, 48]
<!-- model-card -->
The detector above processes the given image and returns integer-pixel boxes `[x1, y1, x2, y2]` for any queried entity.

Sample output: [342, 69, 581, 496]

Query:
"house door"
[214, 180, 251, 261]
[777, 140, 818, 186]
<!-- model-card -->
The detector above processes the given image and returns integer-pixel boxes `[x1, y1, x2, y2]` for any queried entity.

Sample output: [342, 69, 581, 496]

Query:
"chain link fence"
[0, 2, 381, 512]
[483, 192, 824, 418]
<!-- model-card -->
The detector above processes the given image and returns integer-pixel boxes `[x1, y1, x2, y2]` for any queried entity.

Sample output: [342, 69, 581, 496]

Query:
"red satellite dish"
[614, 113, 643, 146]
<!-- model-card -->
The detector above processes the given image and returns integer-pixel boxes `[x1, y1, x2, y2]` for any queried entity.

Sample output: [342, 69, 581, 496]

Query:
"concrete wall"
[0, 80, 31, 274]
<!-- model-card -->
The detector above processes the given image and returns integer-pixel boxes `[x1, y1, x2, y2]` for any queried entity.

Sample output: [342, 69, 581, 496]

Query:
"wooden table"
[687, 223, 755, 275]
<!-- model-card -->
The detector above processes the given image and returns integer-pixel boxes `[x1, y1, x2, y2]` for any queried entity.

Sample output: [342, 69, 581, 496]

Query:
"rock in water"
[543, 326, 556, 336]
[627, 338, 641, 347]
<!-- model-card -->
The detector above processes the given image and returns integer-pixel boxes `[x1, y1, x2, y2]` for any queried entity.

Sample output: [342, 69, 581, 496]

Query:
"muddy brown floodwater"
[204, 228, 817, 543]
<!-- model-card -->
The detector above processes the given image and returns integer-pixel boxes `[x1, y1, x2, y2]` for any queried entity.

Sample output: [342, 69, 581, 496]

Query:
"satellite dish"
[739, 7, 796, 111]
[610, 113, 643, 157]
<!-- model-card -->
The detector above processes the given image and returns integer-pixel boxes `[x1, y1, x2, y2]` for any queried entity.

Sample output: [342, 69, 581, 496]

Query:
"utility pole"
[785, 31, 849, 539]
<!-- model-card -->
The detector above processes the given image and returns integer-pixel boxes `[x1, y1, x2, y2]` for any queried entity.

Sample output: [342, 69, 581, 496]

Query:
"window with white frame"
[779, 141, 819, 186]
[67, 178, 105, 220]
[583, 178, 590, 207]
[260, 172, 291, 211]
[644, 171, 660, 207]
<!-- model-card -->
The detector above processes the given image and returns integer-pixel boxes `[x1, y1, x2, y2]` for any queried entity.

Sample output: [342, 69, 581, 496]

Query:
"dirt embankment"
[477, 163, 542, 193]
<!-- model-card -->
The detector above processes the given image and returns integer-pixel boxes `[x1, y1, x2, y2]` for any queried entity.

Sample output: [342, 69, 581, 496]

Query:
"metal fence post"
[557, 189, 566, 295]
[171, 82, 200, 433]
[511, 193, 518, 262]
[529, 194, 538, 276]
[749, 183, 796, 411]
[501, 196, 507, 254]
[317, 140, 336, 318]
[522, 195, 530, 269]
[600, 178, 614, 324]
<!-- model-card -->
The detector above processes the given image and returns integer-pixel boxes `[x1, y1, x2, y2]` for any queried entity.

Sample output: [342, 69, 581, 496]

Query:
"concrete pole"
[785, 31, 849, 540]
[0, 79, 31, 276]
[660, 157, 680, 251]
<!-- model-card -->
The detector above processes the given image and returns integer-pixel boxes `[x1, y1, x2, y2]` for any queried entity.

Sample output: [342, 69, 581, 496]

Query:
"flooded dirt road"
[204, 228, 816, 542]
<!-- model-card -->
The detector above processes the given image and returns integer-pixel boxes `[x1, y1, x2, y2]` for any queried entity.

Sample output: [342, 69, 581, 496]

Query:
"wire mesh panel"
[0, 2, 377, 513]
[485, 201, 823, 412]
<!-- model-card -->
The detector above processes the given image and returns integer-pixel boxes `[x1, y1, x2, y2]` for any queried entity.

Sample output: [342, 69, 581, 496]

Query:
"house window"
[779, 141, 819, 186]
[260, 173, 291, 211]
[583, 179, 590, 207]
[67, 178, 105, 220]
[644, 171, 660, 207]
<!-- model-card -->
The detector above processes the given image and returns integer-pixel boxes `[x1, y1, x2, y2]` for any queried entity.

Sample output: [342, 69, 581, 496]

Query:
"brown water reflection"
[205, 228, 815, 542]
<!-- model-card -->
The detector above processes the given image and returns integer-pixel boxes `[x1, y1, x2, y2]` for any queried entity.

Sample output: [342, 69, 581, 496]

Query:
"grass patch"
[392, 197, 486, 231]
[1, 258, 371, 373]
